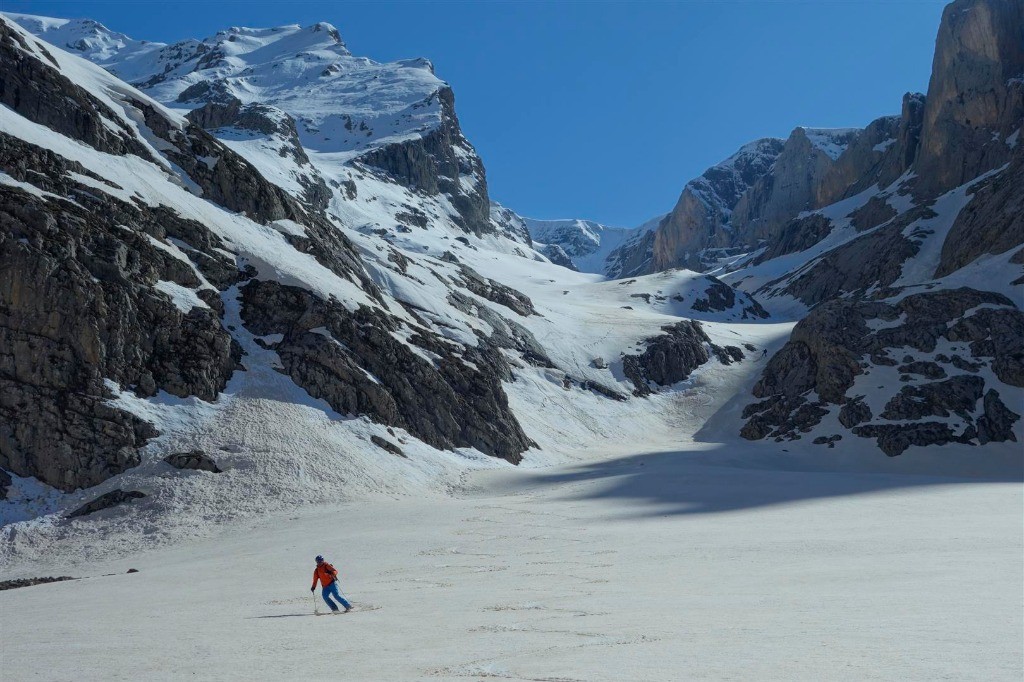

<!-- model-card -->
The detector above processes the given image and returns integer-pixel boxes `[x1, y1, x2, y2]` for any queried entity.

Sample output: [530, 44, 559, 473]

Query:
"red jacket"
[312, 561, 338, 589]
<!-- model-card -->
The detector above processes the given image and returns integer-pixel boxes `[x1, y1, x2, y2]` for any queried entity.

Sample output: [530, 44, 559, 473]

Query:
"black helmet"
[315, 555, 324, 563]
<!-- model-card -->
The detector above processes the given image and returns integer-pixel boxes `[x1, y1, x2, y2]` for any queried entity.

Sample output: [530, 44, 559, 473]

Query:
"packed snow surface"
[1, 442, 1020, 681]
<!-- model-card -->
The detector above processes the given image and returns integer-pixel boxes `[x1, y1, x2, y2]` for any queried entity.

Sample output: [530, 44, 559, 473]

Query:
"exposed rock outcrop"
[976, 389, 1021, 444]
[358, 87, 492, 235]
[0, 576, 77, 591]
[455, 265, 536, 317]
[730, 128, 856, 245]
[763, 207, 927, 307]
[184, 97, 332, 210]
[692, 277, 769, 319]
[646, 139, 783, 272]
[164, 450, 222, 473]
[240, 280, 533, 463]
[538, 244, 578, 271]
[0, 157, 242, 490]
[370, 435, 406, 458]
[915, 0, 1024, 196]
[623, 321, 742, 396]
[68, 489, 146, 518]
[0, 21, 154, 159]
[489, 203, 532, 245]
[742, 287, 1023, 454]
[935, 150, 1024, 277]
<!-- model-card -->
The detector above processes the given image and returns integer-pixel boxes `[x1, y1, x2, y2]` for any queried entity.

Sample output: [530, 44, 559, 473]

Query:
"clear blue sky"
[6, 1, 946, 226]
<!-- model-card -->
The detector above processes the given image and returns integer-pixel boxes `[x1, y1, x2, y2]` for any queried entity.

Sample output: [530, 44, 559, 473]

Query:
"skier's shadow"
[250, 613, 316, 619]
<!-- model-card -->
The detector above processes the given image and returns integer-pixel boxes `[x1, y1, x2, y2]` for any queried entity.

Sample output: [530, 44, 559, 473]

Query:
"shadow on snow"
[501, 444, 1021, 518]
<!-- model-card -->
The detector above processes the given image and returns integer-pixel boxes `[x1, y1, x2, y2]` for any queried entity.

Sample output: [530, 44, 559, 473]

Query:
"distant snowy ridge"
[512, 214, 662, 275]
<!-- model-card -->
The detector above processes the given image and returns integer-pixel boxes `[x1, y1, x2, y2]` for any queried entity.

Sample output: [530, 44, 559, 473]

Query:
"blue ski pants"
[322, 581, 351, 611]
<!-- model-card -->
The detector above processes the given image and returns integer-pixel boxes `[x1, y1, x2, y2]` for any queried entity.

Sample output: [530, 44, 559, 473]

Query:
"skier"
[760, 348, 768, 360]
[311, 555, 351, 613]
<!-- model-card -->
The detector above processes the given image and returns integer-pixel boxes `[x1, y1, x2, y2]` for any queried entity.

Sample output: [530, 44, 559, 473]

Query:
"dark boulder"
[370, 435, 406, 458]
[68, 489, 146, 518]
[838, 397, 873, 428]
[852, 422, 963, 457]
[975, 389, 1020, 445]
[164, 450, 222, 473]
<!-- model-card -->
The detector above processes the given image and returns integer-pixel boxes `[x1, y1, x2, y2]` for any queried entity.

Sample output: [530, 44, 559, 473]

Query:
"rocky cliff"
[915, 0, 1024, 196]
[735, 0, 1024, 457]
[0, 18, 538, 494]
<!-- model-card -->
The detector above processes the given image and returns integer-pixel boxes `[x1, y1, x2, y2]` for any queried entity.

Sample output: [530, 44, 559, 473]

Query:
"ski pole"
[313, 591, 320, 616]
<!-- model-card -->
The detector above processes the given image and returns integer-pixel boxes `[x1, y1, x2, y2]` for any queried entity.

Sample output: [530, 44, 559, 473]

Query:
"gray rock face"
[838, 397, 873, 428]
[489, 203, 532, 245]
[164, 451, 222, 473]
[68, 489, 146, 518]
[0, 23, 154, 159]
[240, 280, 533, 463]
[370, 435, 406, 458]
[848, 196, 898, 232]
[645, 139, 784, 272]
[185, 97, 332, 210]
[976, 389, 1021, 444]
[358, 87, 492, 236]
[935, 150, 1024, 277]
[880, 375, 985, 420]
[623, 321, 711, 396]
[755, 214, 835, 264]
[0, 149, 242, 490]
[740, 395, 830, 441]
[851, 422, 966, 457]
[445, 290, 552, 368]
[624, 92, 926, 279]
[916, 0, 1024, 196]
[137, 101, 296, 224]
[897, 361, 947, 380]
[605, 230, 655, 279]
[0, 576, 77, 591]
[455, 265, 536, 317]
[538, 244, 578, 271]
[743, 287, 1022, 454]
[692, 277, 769, 319]
[765, 208, 925, 307]
[622, 321, 742, 397]
[0, 468, 11, 498]
[731, 128, 855, 245]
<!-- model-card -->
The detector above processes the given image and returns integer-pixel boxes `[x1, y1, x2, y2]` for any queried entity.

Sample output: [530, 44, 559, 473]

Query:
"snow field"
[1, 445, 1020, 681]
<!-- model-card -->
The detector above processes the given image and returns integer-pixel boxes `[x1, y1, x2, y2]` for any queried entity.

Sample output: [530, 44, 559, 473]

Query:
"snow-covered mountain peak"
[205, 21, 351, 61]
[3, 14, 131, 56]
[9, 13, 443, 161]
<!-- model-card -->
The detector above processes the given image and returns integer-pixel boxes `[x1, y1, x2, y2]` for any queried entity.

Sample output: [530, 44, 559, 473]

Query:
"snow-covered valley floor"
[2, 441, 1020, 681]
